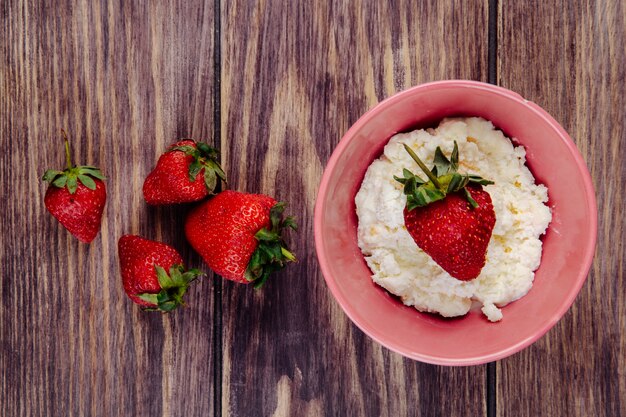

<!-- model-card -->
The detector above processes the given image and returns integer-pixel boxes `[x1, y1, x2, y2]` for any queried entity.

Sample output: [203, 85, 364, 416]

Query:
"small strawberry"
[42, 131, 107, 243]
[184, 190, 297, 287]
[118, 235, 204, 311]
[143, 139, 226, 205]
[394, 142, 496, 280]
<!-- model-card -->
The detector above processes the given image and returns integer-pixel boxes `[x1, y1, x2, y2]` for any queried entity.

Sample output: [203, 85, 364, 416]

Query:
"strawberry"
[42, 131, 107, 243]
[118, 235, 204, 311]
[143, 139, 227, 205]
[184, 190, 297, 287]
[394, 142, 496, 280]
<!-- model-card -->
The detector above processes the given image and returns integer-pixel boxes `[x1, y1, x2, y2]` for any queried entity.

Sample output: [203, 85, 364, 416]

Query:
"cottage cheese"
[355, 117, 552, 322]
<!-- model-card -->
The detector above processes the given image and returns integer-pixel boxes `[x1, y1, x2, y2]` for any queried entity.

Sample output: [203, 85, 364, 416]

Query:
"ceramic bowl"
[314, 80, 597, 365]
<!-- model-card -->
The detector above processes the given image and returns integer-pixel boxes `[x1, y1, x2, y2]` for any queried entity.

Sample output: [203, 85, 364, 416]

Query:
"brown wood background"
[1, 1, 623, 416]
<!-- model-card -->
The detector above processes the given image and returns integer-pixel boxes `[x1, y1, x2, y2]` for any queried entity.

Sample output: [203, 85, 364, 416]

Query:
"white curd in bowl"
[355, 117, 552, 322]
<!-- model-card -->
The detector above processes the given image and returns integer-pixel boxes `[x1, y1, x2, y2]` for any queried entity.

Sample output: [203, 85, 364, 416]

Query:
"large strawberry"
[394, 142, 496, 280]
[118, 235, 204, 311]
[185, 190, 297, 287]
[42, 131, 107, 243]
[143, 139, 227, 205]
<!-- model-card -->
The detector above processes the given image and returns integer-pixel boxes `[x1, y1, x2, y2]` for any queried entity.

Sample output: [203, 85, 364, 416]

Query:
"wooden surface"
[496, 2, 626, 416]
[1, 1, 623, 416]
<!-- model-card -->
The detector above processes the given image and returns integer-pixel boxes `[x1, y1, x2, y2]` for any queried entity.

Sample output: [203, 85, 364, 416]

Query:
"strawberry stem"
[396, 142, 493, 209]
[280, 247, 297, 262]
[62, 129, 72, 170]
[403, 144, 442, 190]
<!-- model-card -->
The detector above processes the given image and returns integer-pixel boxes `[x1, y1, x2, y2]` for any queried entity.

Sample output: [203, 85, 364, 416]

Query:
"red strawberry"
[143, 139, 226, 205]
[42, 131, 107, 243]
[118, 235, 204, 311]
[394, 142, 496, 280]
[184, 190, 297, 287]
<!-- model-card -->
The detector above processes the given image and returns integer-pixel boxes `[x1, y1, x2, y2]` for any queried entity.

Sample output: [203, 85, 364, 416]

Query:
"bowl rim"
[313, 79, 598, 366]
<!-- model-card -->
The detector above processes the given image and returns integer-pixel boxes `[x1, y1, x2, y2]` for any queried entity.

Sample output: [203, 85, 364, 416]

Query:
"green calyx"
[244, 202, 297, 288]
[137, 264, 205, 312]
[170, 141, 227, 194]
[393, 141, 493, 210]
[41, 131, 106, 194]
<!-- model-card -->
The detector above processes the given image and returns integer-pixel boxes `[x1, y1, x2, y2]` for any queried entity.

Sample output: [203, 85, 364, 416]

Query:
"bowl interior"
[315, 81, 597, 365]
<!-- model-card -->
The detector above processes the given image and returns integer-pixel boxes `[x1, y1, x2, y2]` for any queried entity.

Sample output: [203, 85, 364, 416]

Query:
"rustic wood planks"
[497, 1, 626, 416]
[2, 0, 624, 416]
[1, 1, 216, 415]
[220, 1, 489, 415]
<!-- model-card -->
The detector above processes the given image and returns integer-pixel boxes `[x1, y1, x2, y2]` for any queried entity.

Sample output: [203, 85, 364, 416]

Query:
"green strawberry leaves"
[170, 141, 227, 194]
[138, 264, 205, 312]
[42, 166, 106, 194]
[432, 144, 458, 176]
[244, 202, 297, 288]
[394, 141, 494, 210]
[42, 132, 106, 194]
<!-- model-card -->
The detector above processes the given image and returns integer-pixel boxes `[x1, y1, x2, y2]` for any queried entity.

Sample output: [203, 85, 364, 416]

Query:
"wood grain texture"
[220, 1, 489, 416]
[1, 1, 217, 416]
[497, 1, 626, 416]
[5, 0, 623, 416]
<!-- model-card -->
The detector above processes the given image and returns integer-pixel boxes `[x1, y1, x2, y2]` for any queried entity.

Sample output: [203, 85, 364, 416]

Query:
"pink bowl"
[314, 80, 597, 365]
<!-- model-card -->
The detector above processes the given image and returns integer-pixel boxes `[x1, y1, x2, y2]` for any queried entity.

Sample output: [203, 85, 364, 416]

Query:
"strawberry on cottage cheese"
[355, 117, 552, 322]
